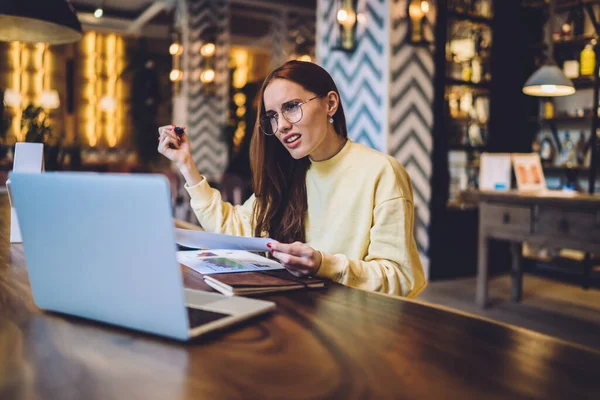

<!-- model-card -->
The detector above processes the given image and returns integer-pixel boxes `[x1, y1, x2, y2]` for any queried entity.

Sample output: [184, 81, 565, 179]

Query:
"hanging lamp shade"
[0, 0, 82, 44]
[522, 65, 575, 97]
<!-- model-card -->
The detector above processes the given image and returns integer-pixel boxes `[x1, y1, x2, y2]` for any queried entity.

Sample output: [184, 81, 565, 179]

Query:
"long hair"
[250, 61, 348, 243]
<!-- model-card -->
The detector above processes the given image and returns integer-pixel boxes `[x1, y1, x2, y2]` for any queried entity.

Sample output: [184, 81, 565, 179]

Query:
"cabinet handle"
[503, 212, 511, 224]
[559, 219, 569, 233]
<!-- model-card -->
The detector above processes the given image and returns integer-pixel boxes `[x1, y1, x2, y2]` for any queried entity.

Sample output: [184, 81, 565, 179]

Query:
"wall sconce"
[199, 41, 216, 87]
[39, 90, 60, 110]
[169, 30, 183, 92]
[3, 89, 23, 108]
[407, 0, 435, 46]
[336, 0, 358, 51]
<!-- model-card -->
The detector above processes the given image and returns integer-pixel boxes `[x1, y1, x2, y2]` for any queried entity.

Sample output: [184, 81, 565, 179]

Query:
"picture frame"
[511, 153, 547, 192]
[479, 153, 512, 191]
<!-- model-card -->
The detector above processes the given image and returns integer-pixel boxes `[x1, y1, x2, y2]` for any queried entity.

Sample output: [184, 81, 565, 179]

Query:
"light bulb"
[200, 69, 215, 83]
[337, 8, 356, 26]
[169, 43, 182, 55]
[94, 8, 103, 18]
[169, 69, 182, 82]
[200, 43, 216, 57]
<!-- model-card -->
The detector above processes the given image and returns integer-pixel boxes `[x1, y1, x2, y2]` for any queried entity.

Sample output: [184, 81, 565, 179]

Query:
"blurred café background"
[1, 0, 599, 350]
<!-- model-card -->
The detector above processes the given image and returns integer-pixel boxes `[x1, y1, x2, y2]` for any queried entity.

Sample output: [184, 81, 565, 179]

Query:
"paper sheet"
[177, 250, 284, 275]
[174, 228, 273, 252]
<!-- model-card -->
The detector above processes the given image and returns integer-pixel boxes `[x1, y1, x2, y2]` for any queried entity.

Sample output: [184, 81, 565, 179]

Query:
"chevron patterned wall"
[317, 0, 387, 152]
[317, 0, 434, 276]
[389, 0, 434, 275]
[270, 11, 288, 70]
[271, 11, 316, 70]
[186, 0, 230, 181]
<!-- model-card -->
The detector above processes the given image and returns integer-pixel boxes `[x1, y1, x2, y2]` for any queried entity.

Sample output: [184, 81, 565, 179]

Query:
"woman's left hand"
[268, 241, 322, 277]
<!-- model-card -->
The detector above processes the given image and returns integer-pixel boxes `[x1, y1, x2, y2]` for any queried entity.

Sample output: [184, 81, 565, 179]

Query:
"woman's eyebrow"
[265, 98, 297, 113]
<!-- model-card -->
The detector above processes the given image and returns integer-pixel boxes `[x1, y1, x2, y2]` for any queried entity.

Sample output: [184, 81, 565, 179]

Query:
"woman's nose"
[278, 113, 292, 132]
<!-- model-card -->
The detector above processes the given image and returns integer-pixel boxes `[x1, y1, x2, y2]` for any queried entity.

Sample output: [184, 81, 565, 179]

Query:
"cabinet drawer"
[482, 204, 531, 234]
[536, 207, 600, 243]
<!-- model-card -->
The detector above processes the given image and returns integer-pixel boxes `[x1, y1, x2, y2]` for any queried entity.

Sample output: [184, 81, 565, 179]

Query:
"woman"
[158, 60, 426, 297]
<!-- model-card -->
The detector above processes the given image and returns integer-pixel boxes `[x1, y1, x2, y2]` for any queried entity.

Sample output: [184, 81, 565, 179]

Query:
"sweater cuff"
[315, 252, 345, 282]
[184, 178, 215, 208]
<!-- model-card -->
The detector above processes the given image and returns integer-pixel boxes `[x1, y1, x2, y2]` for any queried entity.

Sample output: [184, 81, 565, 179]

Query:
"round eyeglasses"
[259, 95, 321, 136]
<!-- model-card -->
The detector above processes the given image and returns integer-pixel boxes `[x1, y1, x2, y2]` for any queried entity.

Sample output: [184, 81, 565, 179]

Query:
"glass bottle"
[561, 131, 576, 167]
[540, 132, 556, 166]
[580, 44, 596, 76]
[542, 98, 555, 119]
[576, 131, 587, 166]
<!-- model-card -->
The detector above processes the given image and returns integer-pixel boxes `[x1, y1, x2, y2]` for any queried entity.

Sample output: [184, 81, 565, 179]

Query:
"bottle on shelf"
[542, 98, 555, 119]
[539, 132, 556, 166]
[561, 131, 577, 167]
[563, 50, 580, 79]
[479, 0, 492, 18]
[580, 43, 596, 76]
[560, 22, 572, 40]
[576, 131, 587, 167]
[461, 61, 472, 82]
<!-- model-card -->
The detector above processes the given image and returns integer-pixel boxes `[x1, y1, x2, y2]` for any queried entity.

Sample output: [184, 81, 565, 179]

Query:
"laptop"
[8, 172, 276, 341]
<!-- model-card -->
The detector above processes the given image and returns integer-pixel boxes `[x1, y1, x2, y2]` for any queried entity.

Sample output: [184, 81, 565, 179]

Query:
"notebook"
[203, 269, 325, 296]
[176, 249, 325, 296]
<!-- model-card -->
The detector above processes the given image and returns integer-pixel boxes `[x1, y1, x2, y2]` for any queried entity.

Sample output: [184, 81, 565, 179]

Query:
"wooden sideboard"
[469, 190, 600, 308]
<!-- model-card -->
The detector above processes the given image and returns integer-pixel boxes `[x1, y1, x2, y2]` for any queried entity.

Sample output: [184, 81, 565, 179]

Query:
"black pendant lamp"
[0, 0, 82, 44]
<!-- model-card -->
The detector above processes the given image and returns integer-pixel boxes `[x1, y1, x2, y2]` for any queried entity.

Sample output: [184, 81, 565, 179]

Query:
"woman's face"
[263, 79, 331, 160]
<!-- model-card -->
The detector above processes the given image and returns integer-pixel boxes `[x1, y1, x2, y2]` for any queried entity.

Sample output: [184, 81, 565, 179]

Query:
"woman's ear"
[326, 91, 340, 117]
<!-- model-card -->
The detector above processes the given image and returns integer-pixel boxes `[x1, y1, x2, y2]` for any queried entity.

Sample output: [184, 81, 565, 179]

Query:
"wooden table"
[470, 190, 600, 308]
[1, 194, 600, 399]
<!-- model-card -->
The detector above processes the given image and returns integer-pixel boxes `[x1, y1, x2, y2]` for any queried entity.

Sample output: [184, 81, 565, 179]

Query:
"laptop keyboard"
[186, 307, 230, 329]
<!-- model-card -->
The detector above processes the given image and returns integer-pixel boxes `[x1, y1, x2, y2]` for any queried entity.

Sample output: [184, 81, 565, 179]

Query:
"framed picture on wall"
[511, 153, 546, 192]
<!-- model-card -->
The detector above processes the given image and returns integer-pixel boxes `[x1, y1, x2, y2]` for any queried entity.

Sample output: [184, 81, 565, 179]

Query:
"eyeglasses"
[259, 95, 321, 136]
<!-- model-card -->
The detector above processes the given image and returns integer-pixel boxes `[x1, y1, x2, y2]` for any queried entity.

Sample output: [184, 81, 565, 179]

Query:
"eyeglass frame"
[259, 95, 323, 136]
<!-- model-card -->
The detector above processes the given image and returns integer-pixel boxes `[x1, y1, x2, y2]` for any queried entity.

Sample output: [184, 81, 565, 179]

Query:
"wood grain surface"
[1, 193, 599, 400]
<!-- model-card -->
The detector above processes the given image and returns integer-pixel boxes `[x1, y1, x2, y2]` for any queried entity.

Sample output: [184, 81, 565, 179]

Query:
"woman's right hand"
[157, 125, 191, 167]
[158, 125, 204, 186]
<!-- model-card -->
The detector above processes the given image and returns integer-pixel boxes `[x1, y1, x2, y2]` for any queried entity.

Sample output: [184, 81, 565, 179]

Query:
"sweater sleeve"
[184, 177, 255, 237]
[315, 197, 427, 297]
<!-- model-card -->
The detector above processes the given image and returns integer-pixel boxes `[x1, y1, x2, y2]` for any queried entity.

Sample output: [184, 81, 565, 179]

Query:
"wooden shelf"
[521, 1, 549, 9]
[445, 78, 490, 90]
[553, 35, 598, 47]
[571, 76, 599, 89]
[529, 115, 597, 123]
[544, 166, 590, 173]
[448, 144, 486, 152]
[556, 0, 600, 12]
[447, 10, 493, 26]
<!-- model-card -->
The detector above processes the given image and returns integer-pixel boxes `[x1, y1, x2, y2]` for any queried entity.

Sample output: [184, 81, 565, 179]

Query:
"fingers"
[272, 252, 314, 276]
[271, 249, 317, 273]
[157, 134, 179, 154]
[158, 125, 174, 140]
[158, 125, 186, 144]
[269, 241, 310, 257]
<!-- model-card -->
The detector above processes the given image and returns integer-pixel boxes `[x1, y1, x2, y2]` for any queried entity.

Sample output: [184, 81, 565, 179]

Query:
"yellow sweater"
[185, 140, 427, 297]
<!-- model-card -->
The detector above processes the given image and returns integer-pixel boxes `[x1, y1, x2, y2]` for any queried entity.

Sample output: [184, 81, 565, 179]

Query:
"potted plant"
[20, 104, 62, 170]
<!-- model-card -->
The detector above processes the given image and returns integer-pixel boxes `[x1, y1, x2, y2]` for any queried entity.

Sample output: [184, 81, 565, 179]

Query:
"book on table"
[176, 249, 325, 296]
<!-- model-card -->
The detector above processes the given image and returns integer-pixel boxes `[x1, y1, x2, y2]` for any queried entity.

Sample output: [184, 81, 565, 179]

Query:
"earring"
[328, 116, 334, 124]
